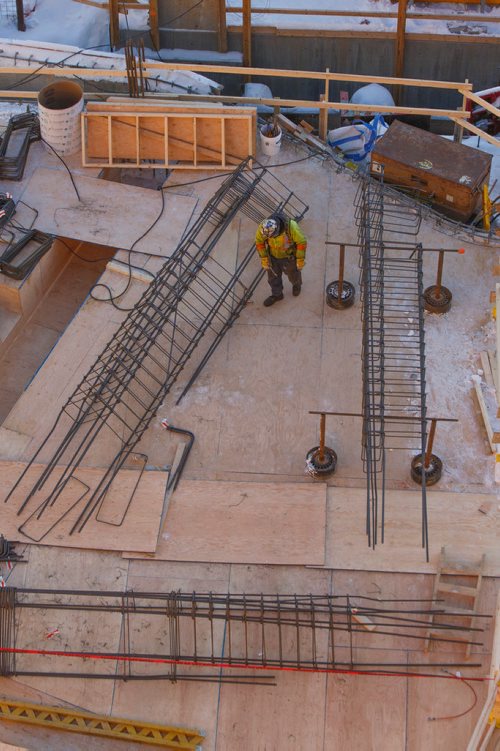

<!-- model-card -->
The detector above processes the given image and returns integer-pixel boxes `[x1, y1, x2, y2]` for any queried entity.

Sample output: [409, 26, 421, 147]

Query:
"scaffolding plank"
[123, 480, 327, 565]
[0, 461, 168, 552]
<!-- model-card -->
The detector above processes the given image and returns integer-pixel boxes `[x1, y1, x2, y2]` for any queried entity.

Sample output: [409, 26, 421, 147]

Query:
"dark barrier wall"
[158, 28, 499, 111]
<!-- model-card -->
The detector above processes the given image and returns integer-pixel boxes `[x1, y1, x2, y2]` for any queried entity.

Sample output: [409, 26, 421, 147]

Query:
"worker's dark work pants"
[267, 256, 301, 296]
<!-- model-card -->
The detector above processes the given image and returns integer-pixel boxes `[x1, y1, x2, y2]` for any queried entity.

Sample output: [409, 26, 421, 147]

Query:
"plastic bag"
[327, 114, 388, 162]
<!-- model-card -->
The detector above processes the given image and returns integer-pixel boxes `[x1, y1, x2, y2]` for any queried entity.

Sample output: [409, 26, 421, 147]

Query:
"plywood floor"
[0, 141, 499, 751]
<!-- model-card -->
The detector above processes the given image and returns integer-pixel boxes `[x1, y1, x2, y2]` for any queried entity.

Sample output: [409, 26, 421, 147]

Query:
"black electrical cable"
[89, 187, 165, 311]
[39, 137, 82, 202]
[160, 153, 322, 193]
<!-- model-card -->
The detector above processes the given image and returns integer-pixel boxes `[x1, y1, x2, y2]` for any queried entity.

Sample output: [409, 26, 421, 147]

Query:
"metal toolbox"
[370, 120, 492, 223]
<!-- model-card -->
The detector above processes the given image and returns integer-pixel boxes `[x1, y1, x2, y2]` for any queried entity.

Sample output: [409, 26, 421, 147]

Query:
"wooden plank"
[123, 480, 327, 566]
[459, 88, 500, 119]
[149, 0, 160, 51]
[217, 0, 227, 52]
[475, 373, 498, 449]
[488, 350, 498, 392]
[0, 62, 475, 91]
[86, 100, 251, 115]
[325, 487, 500, 575]
[242, 0, 251, 69]
[0, 461, 168, 552]
[480, 351, 495, 389]
[227, 2, 500, 17]
[143, 60, 472, 90]
[393, 0, 407, 104]
[109, 0, 119, 49]
[450, 117, 500, 149]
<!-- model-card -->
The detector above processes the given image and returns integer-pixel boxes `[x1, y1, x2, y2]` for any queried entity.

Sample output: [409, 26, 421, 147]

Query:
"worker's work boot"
[292, 284, 301, 297]
[263, 293, 284, 307]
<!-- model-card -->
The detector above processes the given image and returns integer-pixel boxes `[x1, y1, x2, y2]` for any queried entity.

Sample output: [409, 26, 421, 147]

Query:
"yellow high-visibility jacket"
[255, 219, 307, 261]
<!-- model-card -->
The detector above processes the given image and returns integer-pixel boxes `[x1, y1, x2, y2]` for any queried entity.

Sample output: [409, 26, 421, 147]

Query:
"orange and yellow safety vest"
[255, 219, 307, 261]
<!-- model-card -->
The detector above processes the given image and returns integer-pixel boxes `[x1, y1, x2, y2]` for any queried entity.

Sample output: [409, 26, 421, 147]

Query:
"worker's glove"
[296, 258, 305, 270]
[261, 257, 270, 270]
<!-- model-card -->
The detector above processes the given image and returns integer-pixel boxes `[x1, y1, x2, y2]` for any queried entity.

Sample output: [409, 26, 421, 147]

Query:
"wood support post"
[338, 244, 345, 295]
[318, 69, 330, 142]
[424, 419, 437, 469]
[319, 413, 326, 463]
[394, 0, 408, 105]
[319, 95, 328, 142]
[218, 0, 228, 53]
[454, 79, 469, 143]
[109, 0, 120, 50]
[242, 0, 252, 73]
[15, 0, 25, 31]
[149, 0, 159, 52]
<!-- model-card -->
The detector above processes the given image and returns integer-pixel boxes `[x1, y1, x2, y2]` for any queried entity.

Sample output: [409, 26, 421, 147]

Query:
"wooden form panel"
[82, 110, 256, 170]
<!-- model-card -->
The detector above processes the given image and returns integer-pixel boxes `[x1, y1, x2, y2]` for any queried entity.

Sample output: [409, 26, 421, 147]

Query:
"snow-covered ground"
[0, 0, 109, 48]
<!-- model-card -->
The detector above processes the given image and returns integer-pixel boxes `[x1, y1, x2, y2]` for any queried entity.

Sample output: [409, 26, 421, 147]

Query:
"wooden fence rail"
[1, 60, 498, 145]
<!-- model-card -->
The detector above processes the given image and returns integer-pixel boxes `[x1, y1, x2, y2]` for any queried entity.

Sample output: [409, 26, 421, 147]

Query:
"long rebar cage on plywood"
[6, 158, 308, 539]
[1, 588, 488, 683]
[355, 175, 430, 556]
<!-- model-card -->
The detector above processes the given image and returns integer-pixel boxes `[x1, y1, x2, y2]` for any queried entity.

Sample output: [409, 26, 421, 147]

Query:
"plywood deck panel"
[124, 479, 327, 565]
[216, 671, 327, 751]
[19, 167, 198, 256]
[0, 461, 168, 552]
[324, 649, 408, 751]
[111, 562, 230, 751]
[326, 487, 500, 575]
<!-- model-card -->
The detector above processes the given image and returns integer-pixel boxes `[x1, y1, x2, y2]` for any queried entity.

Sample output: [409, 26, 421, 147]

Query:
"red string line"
[0, 646, 493, 681]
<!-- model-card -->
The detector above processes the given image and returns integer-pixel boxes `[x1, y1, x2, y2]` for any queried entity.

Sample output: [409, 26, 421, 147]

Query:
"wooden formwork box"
[370, 119, 492, 223]
[81, 102, 257, 170]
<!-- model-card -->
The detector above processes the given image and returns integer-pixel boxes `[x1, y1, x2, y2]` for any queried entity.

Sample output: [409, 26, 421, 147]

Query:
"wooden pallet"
[425, 546, 485, 658]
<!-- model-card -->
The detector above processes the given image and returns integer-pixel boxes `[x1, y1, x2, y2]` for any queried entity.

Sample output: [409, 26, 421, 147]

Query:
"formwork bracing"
[5, 158, 308, 538]
[356, 175, 433, 557]
[0, 588, 489, 683]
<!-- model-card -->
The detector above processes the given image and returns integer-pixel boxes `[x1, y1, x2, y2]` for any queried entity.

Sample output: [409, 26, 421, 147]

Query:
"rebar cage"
[356, 173, 430, 557]
[6, 158, 308, 539]
[0, 588, 487, 684]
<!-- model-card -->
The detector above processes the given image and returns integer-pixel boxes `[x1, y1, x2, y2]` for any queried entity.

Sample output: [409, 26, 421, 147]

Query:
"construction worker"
[255, 214, 308, 307]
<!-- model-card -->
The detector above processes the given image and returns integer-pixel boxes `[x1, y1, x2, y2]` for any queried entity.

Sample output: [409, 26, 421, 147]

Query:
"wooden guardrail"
[0, 61, 497, 146]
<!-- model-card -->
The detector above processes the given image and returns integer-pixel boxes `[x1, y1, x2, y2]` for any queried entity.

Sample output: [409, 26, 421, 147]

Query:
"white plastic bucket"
[37, 80, 84, 156]
[259, 125, 282, 156]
